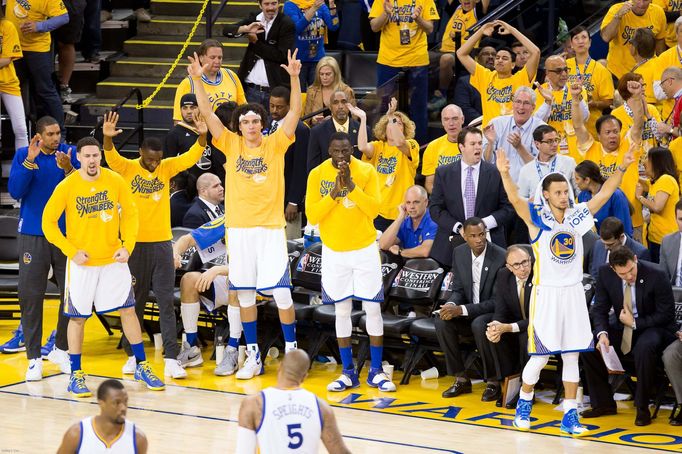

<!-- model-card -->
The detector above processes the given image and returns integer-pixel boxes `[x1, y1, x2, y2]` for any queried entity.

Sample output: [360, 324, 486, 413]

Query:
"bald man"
[236, 350, 351, 454]
[379, 185, 437, 258]
[422, 105, 464, 193]
[657, 67, 682, 139]
[182, 172, 225, 228]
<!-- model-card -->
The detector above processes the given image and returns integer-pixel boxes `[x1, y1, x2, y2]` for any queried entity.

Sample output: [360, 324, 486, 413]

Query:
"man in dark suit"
[435, 217, 506, 399]
[581, 246, 677, 426]
[170, 172, 193, 228]
[268, 86, 309, 239]
[587, 217, 650, 280]
[659, 201, 682, 285]
[183, 172, 225, 229]
[484, 245, 533, 407]
[222, 0, 295, 106]
[307, 90, 368, 174]
[429, 126, 514, 268]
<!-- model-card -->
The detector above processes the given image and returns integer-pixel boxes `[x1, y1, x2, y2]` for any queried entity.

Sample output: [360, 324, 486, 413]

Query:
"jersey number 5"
[287, 423, 303, 449]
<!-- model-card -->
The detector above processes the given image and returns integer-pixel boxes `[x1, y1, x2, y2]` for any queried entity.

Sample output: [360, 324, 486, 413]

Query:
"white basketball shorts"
[199, 275, 229, 312]
[321, 242, 383, 304]
[64, 260, 135, 318]
[227, 227, 290, 294]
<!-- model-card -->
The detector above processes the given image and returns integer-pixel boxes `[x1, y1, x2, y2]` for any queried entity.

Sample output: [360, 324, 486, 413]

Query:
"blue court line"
[0, 388, 462, 453]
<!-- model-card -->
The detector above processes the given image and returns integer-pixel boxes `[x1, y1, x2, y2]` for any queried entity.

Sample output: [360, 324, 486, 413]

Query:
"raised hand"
[280, 49, 301, 77]
[626, 79, 643, 98]
[193, 111, 208, 136]
[495, 149, 511, 175]
[387, 97, 398, 116]
[102, 111, 123, 138]
[479, 22, 496, 37]
[347, 103, 366, 121]
[535, 81, 554, 104]
[242, 22, 264, 34]
[616, 1, 632, 18]
[493, 20, 513, 35]
[622, 141, 638, 169]
[483, 124, 496, 144]
[569, 81, 583, 99]
[187, 52, 209, 78]
[27, 134, 41, 162]
[411, 4, 422, 20]
[383, 0, 393, 15]
[55, 149, 73, 171]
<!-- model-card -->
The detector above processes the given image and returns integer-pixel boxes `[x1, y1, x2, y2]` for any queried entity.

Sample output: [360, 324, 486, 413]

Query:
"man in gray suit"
[660, 201, 682, 285]
[435, 217, 506, 399]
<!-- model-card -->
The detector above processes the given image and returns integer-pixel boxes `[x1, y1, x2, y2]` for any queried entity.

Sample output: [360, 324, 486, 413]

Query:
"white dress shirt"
[517, 154, 577, 199]
[453, 246, 487, 316]
[245, 12, 276, 87]
[199, 197, 222, 219]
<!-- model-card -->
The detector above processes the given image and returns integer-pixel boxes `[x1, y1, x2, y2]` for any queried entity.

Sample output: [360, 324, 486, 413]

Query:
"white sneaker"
[47, 347, 71, 374]
[215, 346, 238, 376]
[122, 356, 136, 375]
[177, 341, 203, 367]
[164, 358, 187, 379]
[26, 358, 42, 381]
[235, 351, 263, 380]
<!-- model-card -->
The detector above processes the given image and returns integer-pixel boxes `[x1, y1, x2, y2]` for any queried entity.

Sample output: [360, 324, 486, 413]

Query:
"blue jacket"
[283, 1, 339, 62]
[9, 144, 80, 236]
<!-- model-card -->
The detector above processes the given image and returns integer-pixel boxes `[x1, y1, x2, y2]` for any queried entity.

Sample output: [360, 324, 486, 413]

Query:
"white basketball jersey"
[78, 416, 136, 454]
[531, 202, 594, 287]
[257, 387, 322, 454]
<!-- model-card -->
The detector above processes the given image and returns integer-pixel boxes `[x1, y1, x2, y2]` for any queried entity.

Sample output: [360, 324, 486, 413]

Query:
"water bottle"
[215, 335, 225, 364]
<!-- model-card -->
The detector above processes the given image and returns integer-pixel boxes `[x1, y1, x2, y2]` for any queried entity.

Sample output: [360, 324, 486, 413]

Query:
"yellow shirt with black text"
[421, 134, 459, 176]
[534, 84, 586, 163]
[566, 57, 614, 136]
[439, 5, 477, 53]
[6, 0, 67, 52]
[470, 64, 534, 126]
[653, 0, 682, 48]
[611, 103, 662, 153]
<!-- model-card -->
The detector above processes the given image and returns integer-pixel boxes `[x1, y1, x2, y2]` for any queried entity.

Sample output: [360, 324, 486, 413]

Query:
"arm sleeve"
[322, 6, 340, 31]
[42, 184, 78, 259]
[118, 179, 139, 254]
[8, 149, 35, 200]
[166, 140, 206, 175]
[305, 168, 338, 224]
[283, 2, 310, 34]
[346, 168, 381, 219]
[36, 13, 69, 33]
[103, 145, 133, 174]
[235, 427, 257, 454]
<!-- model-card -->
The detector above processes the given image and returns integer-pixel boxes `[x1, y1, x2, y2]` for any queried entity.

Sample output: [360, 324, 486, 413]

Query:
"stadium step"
[96, 76, 185, 100]
[150, 0, 260, 17]
[109, 56, 240, 79]
[123, 34, 248, 59]
[137, 15, 239, 36]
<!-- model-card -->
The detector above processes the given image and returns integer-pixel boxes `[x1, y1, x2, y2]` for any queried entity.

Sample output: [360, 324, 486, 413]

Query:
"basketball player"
[188, 49, 302, 379]
[236, 350, 350, 454]
[172, 215, 243, 376]
[57, 379, 148, 454]
[306, 128, 396, 392]
[496, 143, 635, 436]
[42, 137, 164, 397]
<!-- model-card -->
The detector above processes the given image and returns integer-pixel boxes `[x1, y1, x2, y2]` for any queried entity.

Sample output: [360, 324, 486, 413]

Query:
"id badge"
[308, 42, 318, 59]
[400, 28, 411, 46]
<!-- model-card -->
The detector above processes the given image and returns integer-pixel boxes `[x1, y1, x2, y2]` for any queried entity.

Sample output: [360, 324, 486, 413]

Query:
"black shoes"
[442, 380, 472, 398]
[635, 406, 652, 426]
[481, 383, 501, 402]
[580, 406, 617, 418]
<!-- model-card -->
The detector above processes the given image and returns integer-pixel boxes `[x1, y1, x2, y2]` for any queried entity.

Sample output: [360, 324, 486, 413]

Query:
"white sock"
[285, 341, 297, 352]
[520, 389, 534, 401]
[180, 302, 200, 334]
[563, 399, 577, 413]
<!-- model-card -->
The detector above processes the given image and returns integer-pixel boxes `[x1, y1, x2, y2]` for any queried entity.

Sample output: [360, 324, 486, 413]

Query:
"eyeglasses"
[512, 100, 533, 107]
[540, 138, 561, 145]
[507, 259, 531, 270]
[661, 77, 674, 86]
[546, 67, 569, 74]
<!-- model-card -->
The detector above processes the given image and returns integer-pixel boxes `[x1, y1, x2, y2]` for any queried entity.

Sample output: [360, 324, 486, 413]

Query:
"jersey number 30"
[287, 423, 303, 449]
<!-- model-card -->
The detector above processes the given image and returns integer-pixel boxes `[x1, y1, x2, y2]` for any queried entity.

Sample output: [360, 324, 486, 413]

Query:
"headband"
[239, 111, 262, 122]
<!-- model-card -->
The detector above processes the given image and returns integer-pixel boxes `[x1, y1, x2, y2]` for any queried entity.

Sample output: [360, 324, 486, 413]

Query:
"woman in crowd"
[303, 56, 356, 125]
[0, 9, 27, 149]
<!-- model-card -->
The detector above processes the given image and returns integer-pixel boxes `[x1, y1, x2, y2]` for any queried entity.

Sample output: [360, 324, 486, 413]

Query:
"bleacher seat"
[342, 52, 378, 96]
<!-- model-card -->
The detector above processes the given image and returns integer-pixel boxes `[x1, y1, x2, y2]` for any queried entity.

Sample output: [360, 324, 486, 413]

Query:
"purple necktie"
[464, 166, 475, 219]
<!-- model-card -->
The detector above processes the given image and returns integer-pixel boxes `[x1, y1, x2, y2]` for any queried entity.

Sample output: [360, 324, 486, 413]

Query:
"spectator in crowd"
[102, 0, 151, 22]
[453, 44, 495, 125]
[655, 66, 682, 140]
[435, 217, 506, 399]
[80, 0, 102, 63]
[55, 0, 86, 104]
[586, 217, 649, 280]
[629, 28, 658, 105]
[566, 26, 614, 136]
[223, 0, 296, 106]
[482, 86, 546, 181]
[170, 172, 192, 228]
[511, 41, 530, 73]
[429, 0, 490, 111]
[518, 125, 576, 200]
[637, 146, 680, 262]
[660, 201, 682, 285]
[581, 246, 677, 426]
[369, 0, 439, 144]
[283, 0, 339, 89]
[429, 126, 513, 267]
[612, 73, 662, 153]
[268, 86, 309, 239]
[356, 98, 420, 232]
[422, 104, 464, 193]
[0, 11, 28, 149]
[303, 56, 356, 125]
[457, 20, 540, 126]
[307, 89, 367, 173]
[652, 18, 682, 121]
[655, 0, 682, 48]
[484, 244, 533, 407]
[378, 185, 437, 258]
[173, 40, 246, 124]
[600, 0, 666, 79]
[183, 173, 225, 229]
[575, 160, 633, 237]
[663, 329, 682, 426]
[534, 55, 590, 163]
[7, 0, 67, 134]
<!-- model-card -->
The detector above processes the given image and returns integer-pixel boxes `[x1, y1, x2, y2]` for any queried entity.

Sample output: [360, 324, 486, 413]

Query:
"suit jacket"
[453, 75, 482, 126]
[183, 198, 223, 229]
[306, 117, 367, 174]
[593, 260, 677, 337]
[660, 231, 682, 285]
[170, 190, 192, 228]
[429, 160, 514, 267]
[492, 267, 534, 333]
[223, 13, 295, 88]
[284, 120, 309, 208]
[587, 236, 650, 280]
[446, 241, 506, 319]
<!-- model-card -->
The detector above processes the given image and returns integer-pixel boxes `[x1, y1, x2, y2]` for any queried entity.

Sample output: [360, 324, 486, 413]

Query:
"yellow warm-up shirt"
[647, 174, 680, 244]
[421, 134, 460, 176]
[653, 0, 681, 48]
[567, 57, 614, 136]
[212, 127, 294, 229]
[601, 2, 667, 79]
[652, 47, 680, 119]
[173, 69, 246, 121]
[369, 0, 439, 67]
[611, 103, 662, 152]
[42, 169, 139, 266]
[6, 0, 67, 52]
[0, 20, 21, 97]
[669, 136, 682, 187]
[470, 64, 534, 126]
[306, 157, 380, 252]
[439, 5, 477, 53]
[534, 84, 587, 163]
[104, 141, 205, 242]
[363, 139, 419, 220]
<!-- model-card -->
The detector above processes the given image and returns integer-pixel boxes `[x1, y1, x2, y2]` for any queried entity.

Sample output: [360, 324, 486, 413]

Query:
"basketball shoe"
[135, 361, 165, 390]
[47, 347, 71, 374]
[26, 358, 42, 381]
[236, 350, 263, 379]
[561, 409, 590, 437]
[367, 367, 396, 392]
[177, 341, 203, 367]
[0, 324, 25, 353]
[327, 368, 360, 392]
[164, 359, 187, 379]
[215, 346, 239, 376]
[68, 370, 92, 397]
[122, 356, 136, 375]
[514, 398, 533, 431]
[40, 331, 56, 358]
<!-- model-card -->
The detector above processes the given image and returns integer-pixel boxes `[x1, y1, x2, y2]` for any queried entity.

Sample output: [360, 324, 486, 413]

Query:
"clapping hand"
[55, 149, 73, 171]
[27, 134, 42, 162]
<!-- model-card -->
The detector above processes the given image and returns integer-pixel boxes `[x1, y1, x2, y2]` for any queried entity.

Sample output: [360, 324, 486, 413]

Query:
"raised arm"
[495, 149, 533, 230]
[456, 22, 496, 75]
[102, 111, 133, 173]
[411, 3, 434, 35]
[600, 2, 631, 43]
[347, 103, 372, 159]
[496, 20, 540, 80]
[586, 142, 635, 214]
[186, 52, 227, 139]
[628, 80, 645, 143]
[280, 49, 303, 139]
[370, 0, 393, 32]
[570, 80, 592, 148]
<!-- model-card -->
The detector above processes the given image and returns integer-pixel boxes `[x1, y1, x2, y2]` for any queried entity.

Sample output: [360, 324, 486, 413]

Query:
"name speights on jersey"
[76, 191, 114, 217]
[271, 402, 315, 420]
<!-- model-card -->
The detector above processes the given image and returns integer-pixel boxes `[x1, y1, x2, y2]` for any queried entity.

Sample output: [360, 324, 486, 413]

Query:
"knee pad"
[362, 301, 383, 337]
[334, 299, 353, 338]
[561, 352, 580, 383]
[522, 355, 549, 386]
[272, 287, 293, 310]
[237, 290, 256, 308]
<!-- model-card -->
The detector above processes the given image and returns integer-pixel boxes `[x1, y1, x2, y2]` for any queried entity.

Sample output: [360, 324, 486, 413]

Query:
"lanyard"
[631, 58, 650, 73]
[574, 57, 591, 79]
[392, 0, 416, 23]
[536, 156, 557, 179]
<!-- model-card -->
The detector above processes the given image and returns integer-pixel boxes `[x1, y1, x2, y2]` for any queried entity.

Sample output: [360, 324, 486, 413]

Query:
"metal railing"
[89, 88, 145, 149]
[206, 0, 231, 38]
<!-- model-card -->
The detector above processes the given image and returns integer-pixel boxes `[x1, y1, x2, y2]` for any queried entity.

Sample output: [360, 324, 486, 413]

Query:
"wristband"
[617, 165, 627, 173]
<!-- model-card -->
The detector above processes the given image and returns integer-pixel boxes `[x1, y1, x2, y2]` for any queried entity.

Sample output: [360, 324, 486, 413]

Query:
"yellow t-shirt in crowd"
[651, 46, 680, 120]
[104, 141, 205, 243]
[362, 139, 419, 220]
[369, 0, 439, 67]
[0, 20, 22, 97]
[647, 173, 680, 244]
[534, 84, 587, 163]
[42, 168, 139, 266]
[421, 134, 460, 176]
[6, 0, 67, 52]
[601, 2, 667, 79]
[653, 0, 681, 48]
[470, 64, 534, 126]
[173, 69, 246, 121]
[669, 136, 682, 187]
[306, 157, 380, 252]
[567, 57, 614, 136]
[611, 103, 662, 153]
[212, 127, 294, 229]
[633, 58, 658, 105]
[439, 5, 477, 53]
